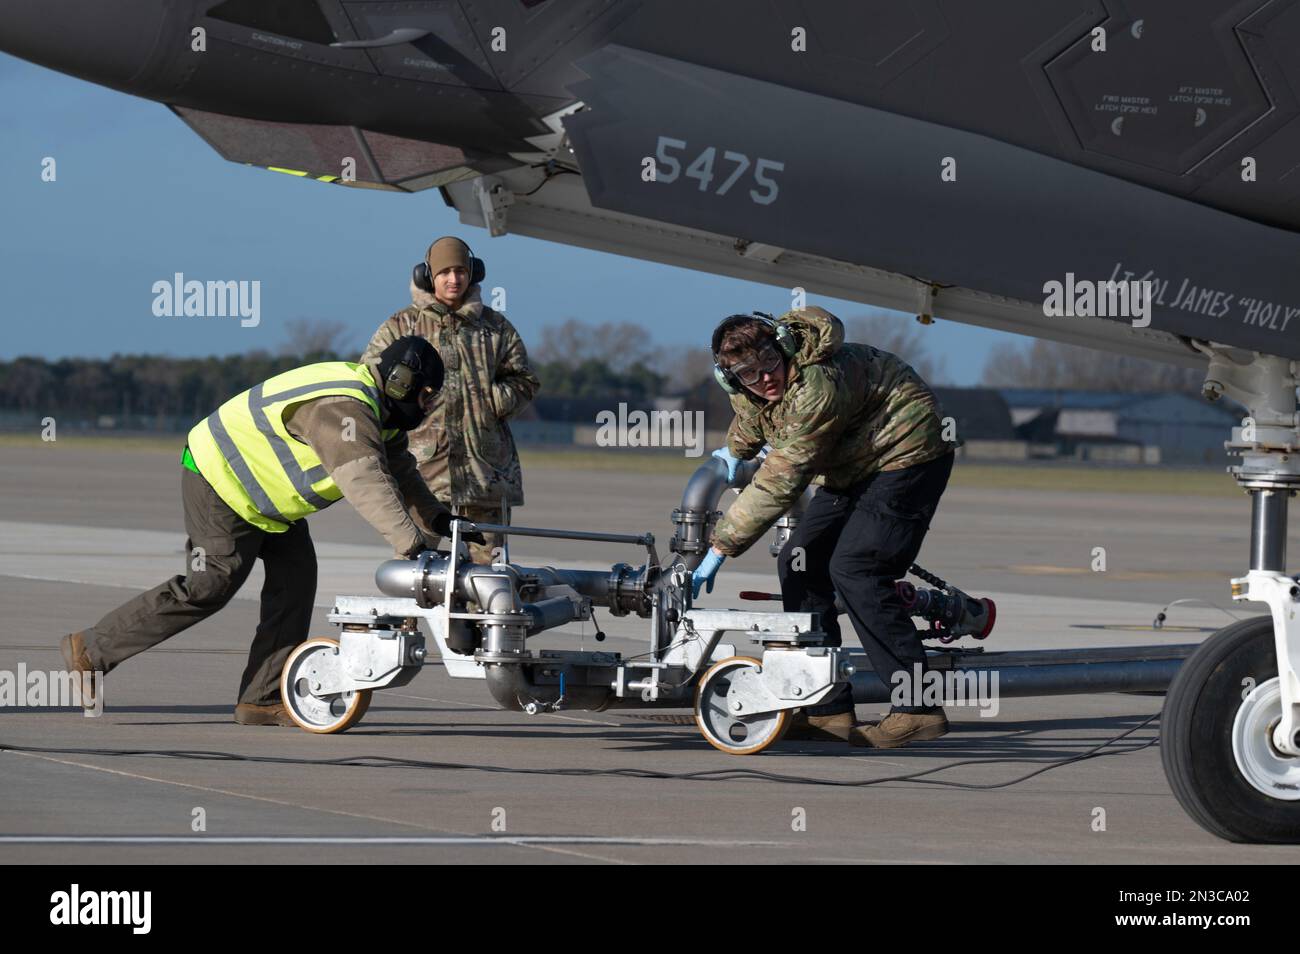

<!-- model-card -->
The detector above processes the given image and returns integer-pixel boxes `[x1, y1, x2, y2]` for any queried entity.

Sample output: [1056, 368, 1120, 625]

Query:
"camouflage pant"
[439, 504, 507, 564]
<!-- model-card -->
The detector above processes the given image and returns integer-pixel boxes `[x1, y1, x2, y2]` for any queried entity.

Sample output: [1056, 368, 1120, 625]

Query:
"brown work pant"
[82, 468, 316, 706]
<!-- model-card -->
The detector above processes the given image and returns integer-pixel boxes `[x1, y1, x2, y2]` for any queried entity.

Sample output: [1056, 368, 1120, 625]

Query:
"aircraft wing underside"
[542, 45, 1300, 364]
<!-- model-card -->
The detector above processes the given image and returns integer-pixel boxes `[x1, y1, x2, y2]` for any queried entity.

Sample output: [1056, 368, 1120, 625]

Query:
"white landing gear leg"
[1163, 348, 1300, 841]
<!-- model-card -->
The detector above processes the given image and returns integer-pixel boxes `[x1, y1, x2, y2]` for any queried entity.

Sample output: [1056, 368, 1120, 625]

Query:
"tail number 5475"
[653, 137, 784, 206]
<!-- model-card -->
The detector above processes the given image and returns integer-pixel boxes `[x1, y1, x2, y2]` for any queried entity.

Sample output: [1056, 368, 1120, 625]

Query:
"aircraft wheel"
[1162, 615, 1300, 842]
[280, 638, 372, 734]
[694, 656, 790, 755]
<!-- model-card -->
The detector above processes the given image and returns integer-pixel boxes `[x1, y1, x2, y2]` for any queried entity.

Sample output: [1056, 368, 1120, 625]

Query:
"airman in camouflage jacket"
[361, 283, 540, 508]
[711, 306, 957, 557]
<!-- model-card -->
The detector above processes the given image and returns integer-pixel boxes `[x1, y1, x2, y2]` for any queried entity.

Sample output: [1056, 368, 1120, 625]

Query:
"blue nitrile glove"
[711, 446, 740, 483]
[692, 549, 726, 599]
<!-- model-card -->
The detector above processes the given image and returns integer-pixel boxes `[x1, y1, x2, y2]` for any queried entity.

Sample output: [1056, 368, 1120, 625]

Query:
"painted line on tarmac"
[1, 571, 340, 610]
[0, 835, 785, 847]
[1, 749, 760, 863]
[2, 748, 456, 831]
[0, 749, 642, 864]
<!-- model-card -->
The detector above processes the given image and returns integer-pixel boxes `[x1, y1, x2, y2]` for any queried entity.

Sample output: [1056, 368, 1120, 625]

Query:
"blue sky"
[0, 53, 1025, 385]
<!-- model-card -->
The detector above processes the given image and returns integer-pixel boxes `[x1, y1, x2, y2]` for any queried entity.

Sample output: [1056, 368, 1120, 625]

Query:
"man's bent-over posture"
[695, 307, 958, 748]
[60, 337, 483, 726]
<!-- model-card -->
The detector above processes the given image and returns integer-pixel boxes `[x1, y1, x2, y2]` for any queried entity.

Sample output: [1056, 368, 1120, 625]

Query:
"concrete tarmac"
[1, 444, 1297, 864]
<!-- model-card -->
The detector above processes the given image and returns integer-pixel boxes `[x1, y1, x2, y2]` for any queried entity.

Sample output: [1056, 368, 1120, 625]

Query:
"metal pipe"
[517, 564, 651, 616]
[671, 456, 759, 569]
[672, 456, 732, 571]
[680, 456, 735, 514]
[464, 566, 527, 657]
[523, 597, 581, 635]
[671, 455, 817, 567]
[482, 663, 614, 712]
[484, 644, 1198, 712]
[482, 651, 1193, 715]
[1250, 489, 1289, 571]
[555, 568, 615, 604]
[375, 552, 446, 605]
[376, 556, 653, 618]
[464, 565, 521, 614]
[471, 523, 652, 547]
[522, 566, 614, 602]
[481, 662, 694, 711]
[848, 645, 1196, 703]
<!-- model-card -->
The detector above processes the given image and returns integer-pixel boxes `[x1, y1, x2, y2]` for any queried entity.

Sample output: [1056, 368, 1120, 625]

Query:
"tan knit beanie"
[425, 236, 471, 275]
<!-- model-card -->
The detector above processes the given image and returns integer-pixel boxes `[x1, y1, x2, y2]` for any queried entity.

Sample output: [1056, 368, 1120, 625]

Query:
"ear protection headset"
[382, 339, 441, 402]
[710, 311, 799, 394]
[412, 237, 486, 292]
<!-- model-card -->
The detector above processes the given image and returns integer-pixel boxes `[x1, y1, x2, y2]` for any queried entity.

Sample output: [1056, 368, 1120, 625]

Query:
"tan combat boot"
[851, 710, 948, 748]
[234, 703, 297, 727]
[785, 709, 857, 743]
[59, 631, 100, 710]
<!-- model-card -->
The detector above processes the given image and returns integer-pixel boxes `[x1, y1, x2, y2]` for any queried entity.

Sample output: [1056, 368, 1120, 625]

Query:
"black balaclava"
[375, 336, 444, 431]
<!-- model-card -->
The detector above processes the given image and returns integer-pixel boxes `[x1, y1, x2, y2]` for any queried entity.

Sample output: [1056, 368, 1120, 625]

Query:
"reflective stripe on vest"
[186, 362, 396, 532]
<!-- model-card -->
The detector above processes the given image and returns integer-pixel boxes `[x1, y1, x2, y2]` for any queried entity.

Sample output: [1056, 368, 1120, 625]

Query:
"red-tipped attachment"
[975, 598, 996, 639]
[738, 591, 781, 601]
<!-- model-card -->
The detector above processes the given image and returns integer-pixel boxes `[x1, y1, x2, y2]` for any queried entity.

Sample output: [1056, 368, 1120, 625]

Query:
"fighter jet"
[7, 0, 1300, 843]
[5, 0, 1299, 363]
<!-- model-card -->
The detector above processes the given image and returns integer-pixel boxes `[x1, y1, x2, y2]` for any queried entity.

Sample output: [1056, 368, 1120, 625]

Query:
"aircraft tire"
[1162, 615, 1300, 843]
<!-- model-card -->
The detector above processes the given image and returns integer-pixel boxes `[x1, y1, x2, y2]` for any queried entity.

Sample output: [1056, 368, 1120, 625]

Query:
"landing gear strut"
[1162, 346, 1300, 842]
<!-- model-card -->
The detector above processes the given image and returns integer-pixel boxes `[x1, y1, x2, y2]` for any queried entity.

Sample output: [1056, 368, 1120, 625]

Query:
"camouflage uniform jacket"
[711, 306, 958, 557]
[361, 284, 540, 507]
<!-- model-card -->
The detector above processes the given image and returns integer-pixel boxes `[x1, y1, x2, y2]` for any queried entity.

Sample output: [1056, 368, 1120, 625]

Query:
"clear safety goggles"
[730, 346, 783, 386]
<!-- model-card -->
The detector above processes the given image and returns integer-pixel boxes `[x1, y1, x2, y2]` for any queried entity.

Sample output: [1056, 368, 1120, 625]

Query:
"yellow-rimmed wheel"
[280, 638, 371, 734]
[694, 656, 790, 755]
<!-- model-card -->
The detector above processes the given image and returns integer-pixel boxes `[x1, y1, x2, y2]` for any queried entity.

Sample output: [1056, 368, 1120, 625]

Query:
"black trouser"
[777, 451, 954, 715]
[82, 468, 317, 707]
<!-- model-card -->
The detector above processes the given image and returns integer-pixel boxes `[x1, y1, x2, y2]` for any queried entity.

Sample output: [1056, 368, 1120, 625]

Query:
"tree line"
[0, 353, 333, 421]
[0, 318, 676, 424]
[0, 313, 1200, 427]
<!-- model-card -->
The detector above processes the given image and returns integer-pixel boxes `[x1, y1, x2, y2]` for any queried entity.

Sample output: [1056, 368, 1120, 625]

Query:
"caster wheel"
[694, 656, 790, 755]
[1162, 615, 1300, 842]
[280, 638, 372, 734]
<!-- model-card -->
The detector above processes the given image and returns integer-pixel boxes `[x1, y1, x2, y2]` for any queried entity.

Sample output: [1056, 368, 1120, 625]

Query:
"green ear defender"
[710, 311, 798, 394]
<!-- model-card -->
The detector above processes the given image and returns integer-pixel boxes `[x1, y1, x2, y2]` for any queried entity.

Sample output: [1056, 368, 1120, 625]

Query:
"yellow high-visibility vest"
[187, 362, 400, 532]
